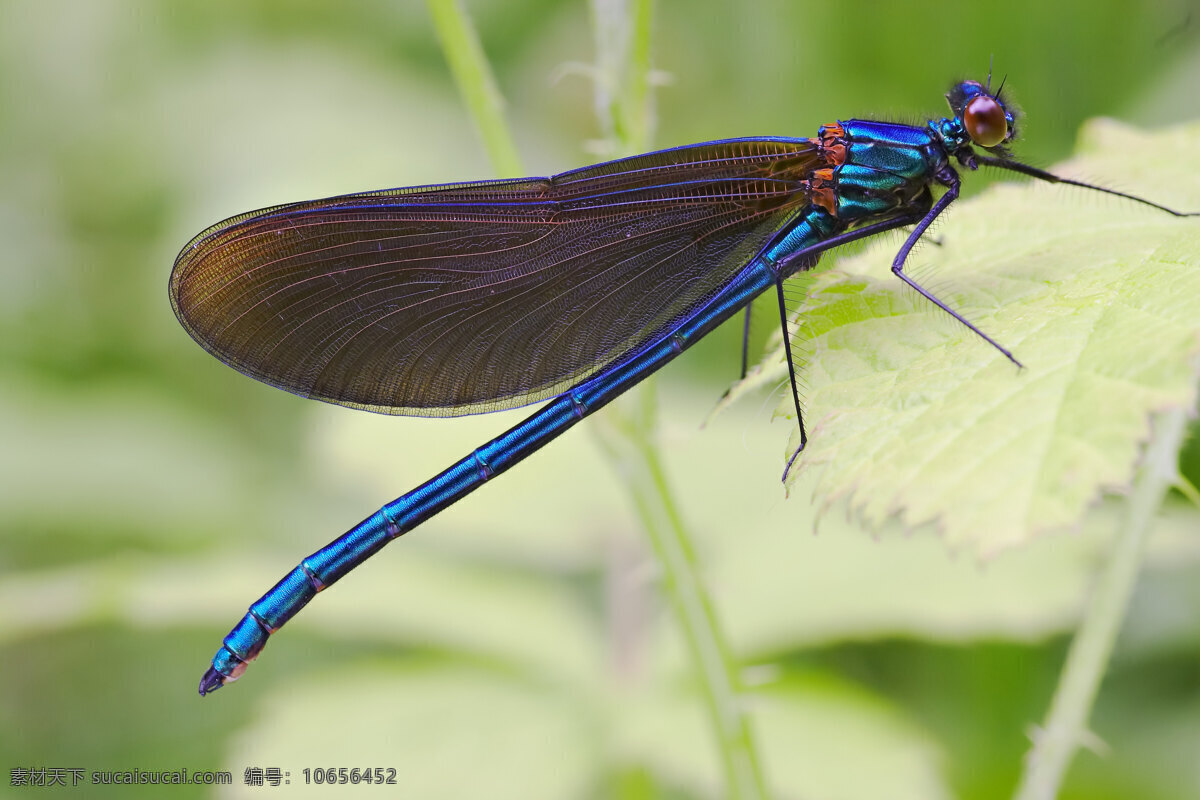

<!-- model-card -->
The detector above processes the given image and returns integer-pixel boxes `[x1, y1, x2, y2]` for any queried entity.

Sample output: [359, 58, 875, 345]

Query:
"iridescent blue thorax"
[764, 118, 957, 268]
[929, 116, 972, 152]
[814, 120, 947, 223]
[795, 79, 1018, 229]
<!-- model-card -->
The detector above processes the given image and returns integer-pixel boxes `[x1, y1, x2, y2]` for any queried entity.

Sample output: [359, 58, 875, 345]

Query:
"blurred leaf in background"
[1, 1, 1198, 799]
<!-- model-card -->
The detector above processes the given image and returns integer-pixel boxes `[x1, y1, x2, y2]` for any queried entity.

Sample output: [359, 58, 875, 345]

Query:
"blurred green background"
[2, 1, 1199, 798]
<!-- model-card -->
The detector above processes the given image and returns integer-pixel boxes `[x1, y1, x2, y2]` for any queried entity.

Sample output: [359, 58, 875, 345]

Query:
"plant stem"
[431, 2, 767, 794]
[589, 0, 655, 154]
[595, 390, 770, 800]
[426, 0, 522, 176]
[1012, 407, 1189, 800]
[588, 2, 768, 798]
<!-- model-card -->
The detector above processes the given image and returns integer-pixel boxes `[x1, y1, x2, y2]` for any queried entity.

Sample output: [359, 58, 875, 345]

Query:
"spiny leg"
[770, 212, 928, 480]
[976, 155, 1200, 217]
[777, 276, 808, 481]
[739, 305, 752, 380]
[891, 176, 1023, 367]
[722, 214, 924, 411]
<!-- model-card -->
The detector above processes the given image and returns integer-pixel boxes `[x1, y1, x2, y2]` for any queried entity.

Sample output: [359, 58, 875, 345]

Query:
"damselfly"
[170, 78, 1195, 694]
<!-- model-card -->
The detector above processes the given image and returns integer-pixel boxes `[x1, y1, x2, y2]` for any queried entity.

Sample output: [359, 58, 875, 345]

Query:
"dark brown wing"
[169, 137, 817, 416]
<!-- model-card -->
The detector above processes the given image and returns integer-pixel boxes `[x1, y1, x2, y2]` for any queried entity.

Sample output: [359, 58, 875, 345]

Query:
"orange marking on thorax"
[811, 122, 847, 167]
[803, 122, 848, 215]
[805, 167, 837, 216]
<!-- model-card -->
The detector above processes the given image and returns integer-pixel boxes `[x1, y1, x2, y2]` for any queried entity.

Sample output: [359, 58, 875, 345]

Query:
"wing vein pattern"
[169, 138, 818, 416]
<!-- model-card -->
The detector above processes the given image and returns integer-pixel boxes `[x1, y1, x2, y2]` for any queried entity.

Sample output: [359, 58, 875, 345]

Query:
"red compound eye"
[964, 95, 1007, 147]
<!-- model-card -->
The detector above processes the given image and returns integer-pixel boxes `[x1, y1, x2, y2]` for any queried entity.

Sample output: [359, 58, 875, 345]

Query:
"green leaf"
[730, 120, 1200, 555]
[711, 500, 1200, 653]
